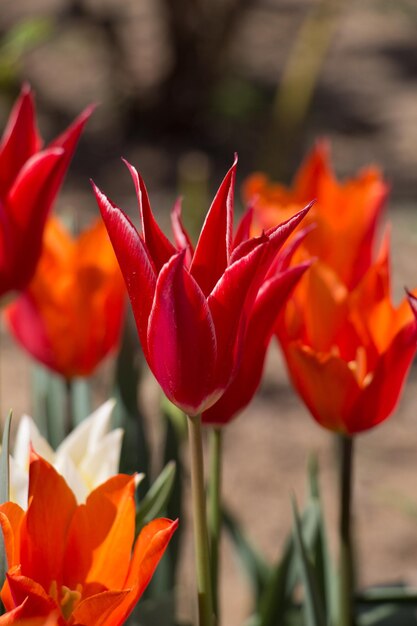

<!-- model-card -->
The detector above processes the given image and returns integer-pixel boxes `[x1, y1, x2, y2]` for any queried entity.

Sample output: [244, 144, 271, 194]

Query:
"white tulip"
[10, 399, 125, 507]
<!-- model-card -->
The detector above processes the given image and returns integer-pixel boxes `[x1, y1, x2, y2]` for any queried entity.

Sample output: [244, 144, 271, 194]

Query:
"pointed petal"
[147, 251, 218, 414]
[207, 243, 265, 390]
[0, 86, 42, 196]
[123, 159, 176, 271]
[20, 455, 77, 591]
[190, 156, 237, 296]
[203, 263, 309, 424]
[93, 183, 156, 358]
[2, 568, 58, 617]
[107, 518, 178, 624]
[349, 319, 417, 434]
[0, 503, 25, 570]
[171, 197, 194, 266]
[71, 589, 129, 626]
[63, 475, 136, 590]
[233, 205, 253, 249]
[2, 148, 65, 293]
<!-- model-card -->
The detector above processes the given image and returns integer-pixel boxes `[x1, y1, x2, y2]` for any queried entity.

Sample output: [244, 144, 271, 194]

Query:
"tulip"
[93, 157, 310, 416]
[0, 453, 177, 625]
[5, 216, 126, 379]
[278, 236, 417, 434]
[0, 85, 93, 299]
[10, 400, 127, 508]
[244, 140, 388, 288]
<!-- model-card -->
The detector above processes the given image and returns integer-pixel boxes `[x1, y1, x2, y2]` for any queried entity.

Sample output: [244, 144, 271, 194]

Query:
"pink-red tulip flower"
[94, 157, 310, 416]
[0, 85, 93, 299]
[0, 453, 177, 626]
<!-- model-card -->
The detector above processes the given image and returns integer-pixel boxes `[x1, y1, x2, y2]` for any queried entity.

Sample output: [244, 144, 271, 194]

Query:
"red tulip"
[0, 85, 93, 299]
[94, 157, 310, 416]
[0, 453, 177, 625]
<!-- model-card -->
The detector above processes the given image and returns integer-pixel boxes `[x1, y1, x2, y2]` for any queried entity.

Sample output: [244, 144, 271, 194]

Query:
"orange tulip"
[0, 453, 178, 625]
[5, 216, 126, 378]
[278, 236, 417, 434]
[244, 140, 388, 288]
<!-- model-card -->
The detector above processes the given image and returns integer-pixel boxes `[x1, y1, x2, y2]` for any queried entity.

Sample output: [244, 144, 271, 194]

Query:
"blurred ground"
[2, 1, 417, 625]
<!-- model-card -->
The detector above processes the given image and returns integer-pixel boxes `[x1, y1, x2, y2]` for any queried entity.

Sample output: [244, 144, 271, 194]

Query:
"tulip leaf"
[357, 605, 398, 626]
[136, 461, 176, 531]
[0, 411, 12, 615]
[257, 499, 321, 626]
[223, 507, 270, 605]
[71, 378, 92, 426]
[307, 455, 338, 625]
[291, 497, 326, 626]
[356, 588, 417, 604]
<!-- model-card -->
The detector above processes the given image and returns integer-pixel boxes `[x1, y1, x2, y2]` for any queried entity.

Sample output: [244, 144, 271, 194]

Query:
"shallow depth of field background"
[1, 1, 417, 625]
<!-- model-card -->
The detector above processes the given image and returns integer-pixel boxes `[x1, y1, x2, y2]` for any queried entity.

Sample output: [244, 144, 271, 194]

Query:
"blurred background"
[2, 1, 417, 625]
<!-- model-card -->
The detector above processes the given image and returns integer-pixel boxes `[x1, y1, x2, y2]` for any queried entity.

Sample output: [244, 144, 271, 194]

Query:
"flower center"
[49, 580, 83, 620]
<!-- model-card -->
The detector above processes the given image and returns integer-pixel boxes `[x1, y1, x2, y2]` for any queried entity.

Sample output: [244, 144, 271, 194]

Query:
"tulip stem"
[208, 427, 222, 623]
[338, 434, 355, 626]
[187, 414, 214, 626]
[65, 379, 74, 437]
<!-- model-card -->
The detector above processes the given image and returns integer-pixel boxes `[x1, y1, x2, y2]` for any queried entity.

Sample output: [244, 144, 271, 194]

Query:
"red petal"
[171, 197, 194, 266]
[3, 568, 58, 618]
[207, 242, 265, 390]
[190, 156, 237, 296]
[71, 590, 129, 626]
[147, 251, 218, 414]
[233, 206, 254, 249]
[203, 263, 309, 424]
[0, 85, 42, 198]
[93, 183, 156, 359]
[123, 160, 176, 271]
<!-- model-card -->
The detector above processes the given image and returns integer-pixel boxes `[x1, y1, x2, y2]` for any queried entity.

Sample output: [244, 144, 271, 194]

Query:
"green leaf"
[357, 605, 398, 626]
[223, 507, 270, 606]
[356, 588, 417, 604]
[292, 497, 326, 626]
[257, 499, 321, 626]
[0, 411, 12, 614]
[136, 461, 176, 531]
[71, 378, 92, 426]
[308, 455, 338, 625]
[32, 365, 66, 448]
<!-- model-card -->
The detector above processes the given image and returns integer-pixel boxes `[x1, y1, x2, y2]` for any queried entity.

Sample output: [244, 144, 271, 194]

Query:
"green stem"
[208, 427, 222, 623]
[338, 434, 355, 626]
[187, 414, 214, 626]
[65, 379, 73, 437]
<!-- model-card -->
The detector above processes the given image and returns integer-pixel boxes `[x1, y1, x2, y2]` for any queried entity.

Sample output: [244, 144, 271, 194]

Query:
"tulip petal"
[203, 263, 309, 424]
[348, 319, 417, 434]
[20, 455, 77, 591]
[123, 159, 176, 271]
[0, 86, 42, 197]
[171, 197, 194, 266]
[71, 589, 129, 626]
[0, 503, 25, 570]
[94, 184, 156, 357]
[148, 251, 218, 414]
[190, 155, 237, 296]
[64, 474, 136, 590]
[207, 243, 265, 390]
[109, 518, 178, 624]
[3, 568, 58, 617]
[233, 206, 253, 249]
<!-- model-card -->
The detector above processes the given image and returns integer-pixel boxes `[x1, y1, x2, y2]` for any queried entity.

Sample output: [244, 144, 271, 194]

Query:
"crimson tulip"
[0, 453, 177, 625]
[0, 85, 93, 299]
[94, 157, 310, 416]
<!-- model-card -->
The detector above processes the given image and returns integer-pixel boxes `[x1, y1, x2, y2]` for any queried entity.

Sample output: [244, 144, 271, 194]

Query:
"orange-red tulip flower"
[244, 141, 388, 288]
[0, 453, 178, 625]
[278, 237, 417, 434]
[0, 85, 93, 299]
[5, 216, 126, 378]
